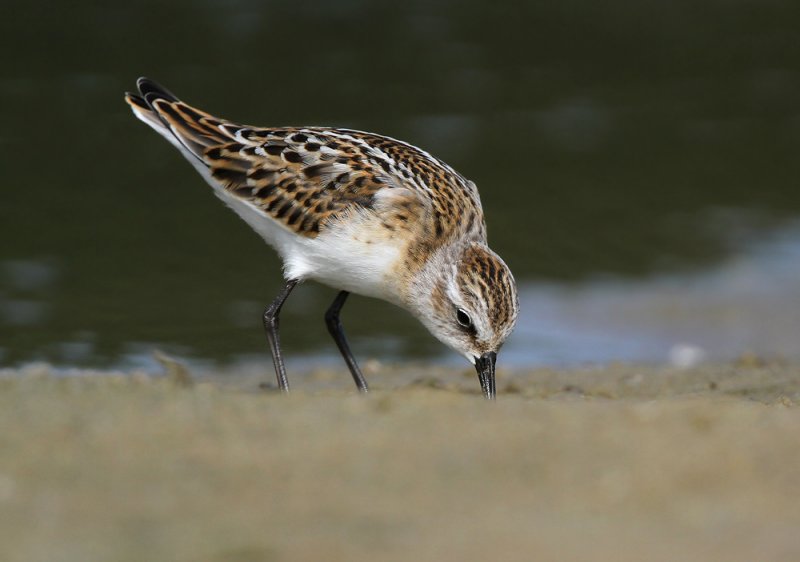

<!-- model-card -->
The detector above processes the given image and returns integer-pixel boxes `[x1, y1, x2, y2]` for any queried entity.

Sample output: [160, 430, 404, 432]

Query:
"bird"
[124, 77, 518, 399]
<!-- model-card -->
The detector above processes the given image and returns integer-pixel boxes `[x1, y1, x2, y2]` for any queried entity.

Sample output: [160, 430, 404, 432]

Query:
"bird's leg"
[325, 291, 369, 393]
[262, 278, 299, 392]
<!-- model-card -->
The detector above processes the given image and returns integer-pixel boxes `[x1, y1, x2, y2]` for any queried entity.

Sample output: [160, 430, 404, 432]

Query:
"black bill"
[474, 351, 497, 400]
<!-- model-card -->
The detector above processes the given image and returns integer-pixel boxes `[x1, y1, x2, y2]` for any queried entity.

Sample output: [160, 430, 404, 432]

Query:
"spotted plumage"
[125, 77, 518, 399]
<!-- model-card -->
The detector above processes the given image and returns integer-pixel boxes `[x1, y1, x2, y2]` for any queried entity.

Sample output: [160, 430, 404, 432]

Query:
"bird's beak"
[474, 351, 497, 400]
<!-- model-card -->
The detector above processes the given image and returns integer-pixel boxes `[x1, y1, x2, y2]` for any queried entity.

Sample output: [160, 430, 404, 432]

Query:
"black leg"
[325, 291, 369, 393]
[263, 278, 299, 392]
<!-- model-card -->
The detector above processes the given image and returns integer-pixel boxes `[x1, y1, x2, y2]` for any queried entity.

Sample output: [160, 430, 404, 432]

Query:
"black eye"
[456, 308, 472, 329]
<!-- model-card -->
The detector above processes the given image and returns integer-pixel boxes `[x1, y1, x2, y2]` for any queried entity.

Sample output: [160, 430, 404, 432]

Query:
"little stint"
[125, 78, 518, 398]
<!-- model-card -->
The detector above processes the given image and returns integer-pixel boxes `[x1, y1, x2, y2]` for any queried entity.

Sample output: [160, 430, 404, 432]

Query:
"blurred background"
[1, 0, 799, 370]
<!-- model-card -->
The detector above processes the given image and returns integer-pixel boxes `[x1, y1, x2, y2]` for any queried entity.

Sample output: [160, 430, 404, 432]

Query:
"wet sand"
[0, 361, 798, 561]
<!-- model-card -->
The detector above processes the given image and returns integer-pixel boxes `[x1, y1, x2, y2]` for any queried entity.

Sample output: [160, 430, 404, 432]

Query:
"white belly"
[216, 191, 403, 302]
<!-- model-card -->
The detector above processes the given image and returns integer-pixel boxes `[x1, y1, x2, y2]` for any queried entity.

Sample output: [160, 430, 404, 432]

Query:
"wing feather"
[125, 78, 483, 243]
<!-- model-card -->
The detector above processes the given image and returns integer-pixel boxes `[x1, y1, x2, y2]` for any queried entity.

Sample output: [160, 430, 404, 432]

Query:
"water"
[2, 1, 800, 368]
[511, 220, 800, 366]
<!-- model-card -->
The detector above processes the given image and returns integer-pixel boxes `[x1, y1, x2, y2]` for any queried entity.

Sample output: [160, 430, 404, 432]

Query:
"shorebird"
[125, 77, 518, 399]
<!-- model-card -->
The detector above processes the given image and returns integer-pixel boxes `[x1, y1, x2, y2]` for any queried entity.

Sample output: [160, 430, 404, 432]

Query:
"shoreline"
[0, 362, 798, 561]
[3, 358, 798, 403]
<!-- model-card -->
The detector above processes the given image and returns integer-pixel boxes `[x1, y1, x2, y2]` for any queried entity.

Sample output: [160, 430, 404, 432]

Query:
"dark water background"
[1, 1, 799, 368]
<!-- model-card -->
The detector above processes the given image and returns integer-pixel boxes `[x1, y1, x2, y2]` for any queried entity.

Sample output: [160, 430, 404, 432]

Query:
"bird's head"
[410, 242, 519, 398]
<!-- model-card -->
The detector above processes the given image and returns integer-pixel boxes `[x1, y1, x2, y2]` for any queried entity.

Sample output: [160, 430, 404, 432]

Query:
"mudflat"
[0, 361, 798, 561]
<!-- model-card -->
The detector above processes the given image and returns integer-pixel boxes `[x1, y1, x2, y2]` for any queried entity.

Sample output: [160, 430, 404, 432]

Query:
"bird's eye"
[456, 308, 472, 329]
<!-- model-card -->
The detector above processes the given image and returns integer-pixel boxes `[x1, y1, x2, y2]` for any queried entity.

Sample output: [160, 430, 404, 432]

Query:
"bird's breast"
[286, 213, 407, 301]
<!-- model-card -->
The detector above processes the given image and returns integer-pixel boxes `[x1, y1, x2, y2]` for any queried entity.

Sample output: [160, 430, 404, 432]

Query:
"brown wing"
[204, 130, 402, 236]
[126, 78, 479, 242]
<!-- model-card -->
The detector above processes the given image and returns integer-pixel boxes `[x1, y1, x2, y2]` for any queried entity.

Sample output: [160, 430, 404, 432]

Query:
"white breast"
[216, 191, 404, 302]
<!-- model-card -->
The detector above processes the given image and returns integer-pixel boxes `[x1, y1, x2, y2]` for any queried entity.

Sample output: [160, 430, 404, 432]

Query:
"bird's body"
[125, 78, 518, 398]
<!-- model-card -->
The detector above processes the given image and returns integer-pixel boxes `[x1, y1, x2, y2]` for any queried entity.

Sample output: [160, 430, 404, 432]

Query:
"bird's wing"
[125, 78, 482, 242]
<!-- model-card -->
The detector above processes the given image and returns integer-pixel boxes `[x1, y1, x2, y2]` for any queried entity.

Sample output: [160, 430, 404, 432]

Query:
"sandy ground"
[0, 360, 799, 562]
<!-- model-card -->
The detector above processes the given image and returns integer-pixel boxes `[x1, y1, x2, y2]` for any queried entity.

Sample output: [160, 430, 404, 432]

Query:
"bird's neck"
[399, 243, 463, 317]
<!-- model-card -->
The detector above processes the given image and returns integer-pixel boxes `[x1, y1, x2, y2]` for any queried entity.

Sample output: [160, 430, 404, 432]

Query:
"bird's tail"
[124, 77, 244, 166]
